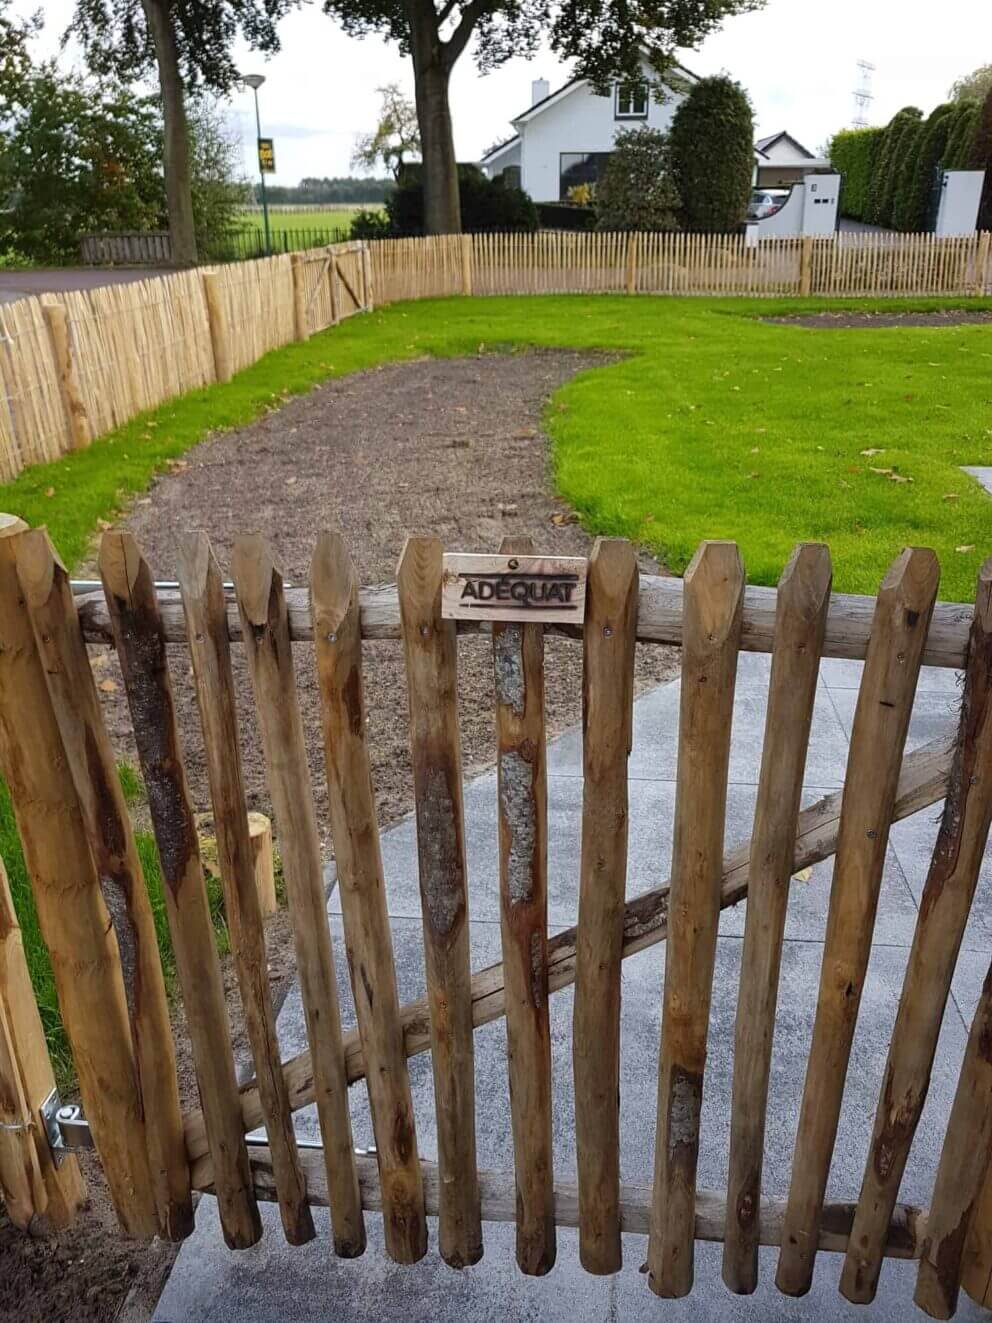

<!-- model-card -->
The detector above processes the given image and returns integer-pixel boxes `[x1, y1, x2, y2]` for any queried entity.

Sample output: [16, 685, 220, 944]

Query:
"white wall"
[761, 137, 813, 166]
[519, 63, 687, 201]
[480, 139, 521, 180]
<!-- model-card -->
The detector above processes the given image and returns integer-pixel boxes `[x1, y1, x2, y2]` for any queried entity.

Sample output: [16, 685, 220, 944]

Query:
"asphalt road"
[0, 266, 173, 304]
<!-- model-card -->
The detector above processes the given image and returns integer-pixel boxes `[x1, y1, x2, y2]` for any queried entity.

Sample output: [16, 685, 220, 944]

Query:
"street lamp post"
[244, 74, 271, 257]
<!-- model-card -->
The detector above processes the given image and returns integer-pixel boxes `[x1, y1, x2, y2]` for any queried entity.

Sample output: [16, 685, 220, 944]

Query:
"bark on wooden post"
[625, 234, 640, 295]
[41, 303, 90, 450]
[490, 534, 554, 1276]
[460, 235, 473, 296]
[0, 518, 158, 1240]
[799, 236, 814, 297]
[290, 253, 309, 341]
[361, 243, 375, 310]
[397, 536, 482, 1269]
[202, 271, 232, 384]
[98, 532, 261, 1251]
[248, 812, 277, 918]
[233, 534, 365, 1258]
[16, 529, 193, 1243]
[311, 532, 427, 1265]
[842, 558, 992, 1304]
[776, 547, 940, 1297]
[0, 856, 86, 1230]
[648, 541, 745, 1299]
[573, 538, 638, 1275]
[723, 544, 831, 1295]
[177, 533, 312, 1248]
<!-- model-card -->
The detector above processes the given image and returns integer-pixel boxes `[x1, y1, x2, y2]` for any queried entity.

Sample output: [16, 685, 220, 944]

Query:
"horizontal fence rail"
[5, 523, 992, 1320]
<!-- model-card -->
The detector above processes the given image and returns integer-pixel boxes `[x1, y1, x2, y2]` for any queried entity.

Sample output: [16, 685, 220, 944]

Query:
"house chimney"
[531, 77, 550, 106]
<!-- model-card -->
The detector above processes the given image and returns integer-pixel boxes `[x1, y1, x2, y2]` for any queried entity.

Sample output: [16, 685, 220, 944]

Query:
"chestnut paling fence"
[3, 516, 992, 1316]
[0, 230, 990, 482]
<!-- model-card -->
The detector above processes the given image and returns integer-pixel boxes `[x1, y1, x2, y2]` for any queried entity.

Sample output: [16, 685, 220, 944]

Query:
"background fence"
[0, 242, 371, 480]
[3, 230, 991, 483]
[82, 226, 354, 266]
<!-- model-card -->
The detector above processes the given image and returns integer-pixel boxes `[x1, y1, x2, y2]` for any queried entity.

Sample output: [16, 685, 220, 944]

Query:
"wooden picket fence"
[0, 241, 372, 481]
[2, 514, 992, 1317]
[0, 229, 989, 486]
[371, 229, 992, 302]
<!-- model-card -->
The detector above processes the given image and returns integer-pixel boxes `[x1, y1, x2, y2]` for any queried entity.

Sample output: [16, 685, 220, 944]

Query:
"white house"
[479, 59, 698, 203]
[753, 131, 831, 188]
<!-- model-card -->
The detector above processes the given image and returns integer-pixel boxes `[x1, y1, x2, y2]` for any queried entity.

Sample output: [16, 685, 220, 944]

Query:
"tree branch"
[441, 0, 493, 70]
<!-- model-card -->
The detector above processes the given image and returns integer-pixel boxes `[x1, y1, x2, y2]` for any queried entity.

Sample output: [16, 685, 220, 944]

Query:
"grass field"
[3, 291, 990, 1075]
[236, 205, 383, 236]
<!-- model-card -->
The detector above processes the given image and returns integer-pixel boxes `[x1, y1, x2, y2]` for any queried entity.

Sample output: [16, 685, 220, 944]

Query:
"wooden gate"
[2, 518, 992, 1319]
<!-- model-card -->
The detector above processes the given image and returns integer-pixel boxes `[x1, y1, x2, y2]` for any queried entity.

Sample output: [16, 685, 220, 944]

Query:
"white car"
[747, 189, 790, 220]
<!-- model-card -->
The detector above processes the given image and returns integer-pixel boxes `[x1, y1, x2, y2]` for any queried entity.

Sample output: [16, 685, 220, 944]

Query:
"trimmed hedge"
[386, 163, 538, 235]
[944, 102, 978, 168]
[669, 76, 754, 233]
[829, 127, 884, 219]
[595, 127, 681, 232]
[897, 104, 955, 232]
[971, 86, 992, 231]
[536, 202, 596, 231]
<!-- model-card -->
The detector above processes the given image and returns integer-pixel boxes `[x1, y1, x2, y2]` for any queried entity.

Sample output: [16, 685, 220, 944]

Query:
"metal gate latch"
[39, 1089, 94, 1165]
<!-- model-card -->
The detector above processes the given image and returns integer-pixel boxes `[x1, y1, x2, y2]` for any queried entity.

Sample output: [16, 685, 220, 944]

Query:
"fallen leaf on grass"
[550, 511, 579, 526]
[860, 448, 884, 457]
[943, 493, 960, 501]
[44, 486, 54, 497]
[957, 545, 976, 554]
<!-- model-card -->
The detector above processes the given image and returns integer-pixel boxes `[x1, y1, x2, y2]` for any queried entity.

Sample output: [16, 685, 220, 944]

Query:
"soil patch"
[764, 309, 992, 330]
[3, 350, 678, 1322]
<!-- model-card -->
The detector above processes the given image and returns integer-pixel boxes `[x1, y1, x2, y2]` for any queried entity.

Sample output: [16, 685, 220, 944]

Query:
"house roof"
[754, 130, 817, 159]
[480, 135, 521, 164]
[511, 60, 699, 127]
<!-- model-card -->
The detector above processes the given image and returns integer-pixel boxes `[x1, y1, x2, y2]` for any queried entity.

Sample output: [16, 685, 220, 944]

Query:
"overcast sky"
[17, 0, 992, 187]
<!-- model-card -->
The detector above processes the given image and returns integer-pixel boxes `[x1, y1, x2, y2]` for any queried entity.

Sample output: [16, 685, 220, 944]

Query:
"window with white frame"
[615, 81, 648, 119]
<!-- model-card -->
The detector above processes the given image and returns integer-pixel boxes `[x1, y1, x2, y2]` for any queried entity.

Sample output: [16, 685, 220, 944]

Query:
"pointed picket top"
[176, 530, 217, 603]
[877, 545, 941, 617]
[232, 533, 281, 627]
[777, 543, 833, 623]
[396, 535, 444, 607]
[14, 527, 63, 609]
[683, 540, 745, 644]
[310, 531, 359, 640]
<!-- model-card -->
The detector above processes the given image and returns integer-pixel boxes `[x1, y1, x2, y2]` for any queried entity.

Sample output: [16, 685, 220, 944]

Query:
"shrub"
[864, 107, 921, 224]
[944, 102, 978, 168]
[669, 76, 754, 233]
[350, 208, 392, 240]
[536, 202, 596, 232]
[970, 85, 992, 230]
[595, 127, 680, 232]
[386, 163, 538, 236]
[828, 127, 884, 219]
[897, 104, 954, 232]
[875, 108, 924, 226]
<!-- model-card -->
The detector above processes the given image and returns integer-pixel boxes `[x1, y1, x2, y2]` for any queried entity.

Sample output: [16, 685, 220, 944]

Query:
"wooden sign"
[441, 553, 587, 625]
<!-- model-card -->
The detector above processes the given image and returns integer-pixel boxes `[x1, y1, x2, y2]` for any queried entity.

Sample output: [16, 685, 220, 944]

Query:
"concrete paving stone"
[820, 657, 964, 696]
[962, 464, 992, 498]
[827, 685, 960, 753]
[888, 804, 992, 955]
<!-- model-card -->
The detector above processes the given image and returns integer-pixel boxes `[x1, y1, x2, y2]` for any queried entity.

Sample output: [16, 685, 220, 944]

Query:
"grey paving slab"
[962, 464, 992, 497]
[155, 644, 980, 1323]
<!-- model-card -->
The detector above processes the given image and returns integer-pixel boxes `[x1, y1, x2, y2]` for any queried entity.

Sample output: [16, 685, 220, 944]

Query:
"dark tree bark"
[140, 0, 199, 266]
[408, 0, 461, 234]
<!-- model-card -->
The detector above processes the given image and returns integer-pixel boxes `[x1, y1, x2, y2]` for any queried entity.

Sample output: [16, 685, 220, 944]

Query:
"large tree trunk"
[141, 0, 198, 266]
[408, 2, 461, 235]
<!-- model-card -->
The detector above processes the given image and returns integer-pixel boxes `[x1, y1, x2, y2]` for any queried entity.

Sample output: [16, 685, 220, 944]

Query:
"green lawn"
[236, 205, 380, 236]
[4, 290, 991, 1080]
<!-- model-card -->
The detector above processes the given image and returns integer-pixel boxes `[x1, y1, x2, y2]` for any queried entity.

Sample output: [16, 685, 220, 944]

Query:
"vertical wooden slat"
[95, 532, 261, 1249]
[309, 531, 427, 1265]
[0, 518, 156, 1237]
[647, 540, 745, 1298]
[177, 532, 314, 1248]
[397, 535, 482, 1268]
[0, 853, 86, 1231]
[573, 538, 638, 1275]
[915, 960, 992, 1319]
[232, 534, 365, 1258]
[490, 533, 555, 1276]
[840, 558, 992, 1302]
[723, 544, 832, 1294]
[15, 529, 193, 1244]
[775, 547, 940, 1296]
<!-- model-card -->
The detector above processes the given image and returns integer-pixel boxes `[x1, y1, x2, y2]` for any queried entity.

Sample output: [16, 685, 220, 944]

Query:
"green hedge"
[897, 105, 955, 232]
[971, 87, 992, 230]
[669, 76, 754, 233]
[829, 127, 884, 219]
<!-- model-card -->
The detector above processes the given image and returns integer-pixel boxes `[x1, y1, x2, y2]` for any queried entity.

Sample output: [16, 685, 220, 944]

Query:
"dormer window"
[615, 81, 648, 119]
